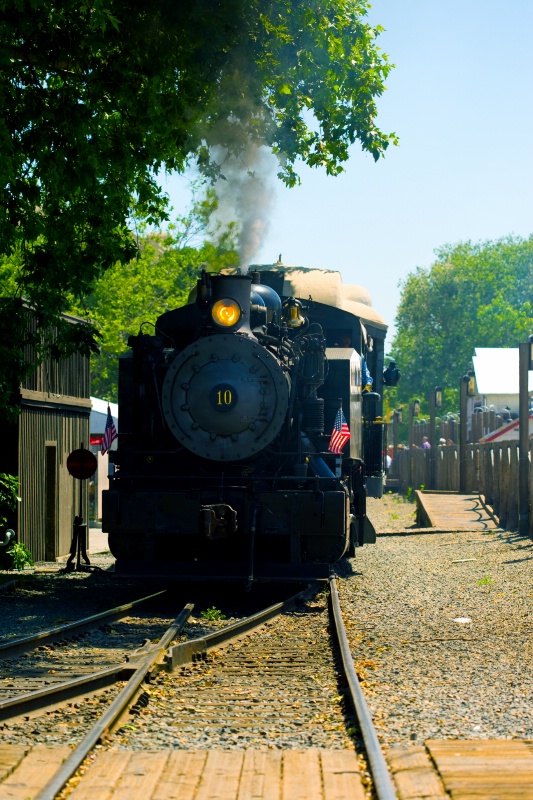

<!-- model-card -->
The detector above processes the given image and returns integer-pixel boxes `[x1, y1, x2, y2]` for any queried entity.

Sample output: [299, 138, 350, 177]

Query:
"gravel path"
[339, 493, 533, 750]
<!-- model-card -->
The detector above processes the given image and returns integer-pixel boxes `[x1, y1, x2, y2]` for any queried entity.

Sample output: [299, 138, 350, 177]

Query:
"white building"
[472, 347, 533, 415]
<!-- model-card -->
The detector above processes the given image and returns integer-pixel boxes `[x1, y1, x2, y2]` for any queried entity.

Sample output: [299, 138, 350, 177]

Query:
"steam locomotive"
[102, 263, 394, 582]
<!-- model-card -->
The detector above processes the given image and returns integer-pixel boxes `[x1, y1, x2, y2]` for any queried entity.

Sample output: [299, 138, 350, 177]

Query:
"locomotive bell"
[209, 275, 254, 335]
[283, 297, 306, 328]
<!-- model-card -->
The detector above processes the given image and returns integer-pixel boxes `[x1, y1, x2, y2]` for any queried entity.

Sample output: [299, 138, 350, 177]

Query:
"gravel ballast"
[339, 494, 533, 750]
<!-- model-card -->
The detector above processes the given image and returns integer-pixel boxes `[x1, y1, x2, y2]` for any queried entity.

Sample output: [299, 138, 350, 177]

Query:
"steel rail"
[329, 576, 398, 800]
[0, 590, 299, 723]
[0, 663, 130, 721]
[34, 602, 195, 800]
[163, 590, 302, 669]
[35, 589, 305, 800]
[0, 589, 167, 659]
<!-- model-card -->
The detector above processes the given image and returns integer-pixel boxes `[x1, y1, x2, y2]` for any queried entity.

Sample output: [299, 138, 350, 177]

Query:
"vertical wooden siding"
[22, 314, 90, 398]
[19, 406, 90, 560]
[13, 309, 92, 561]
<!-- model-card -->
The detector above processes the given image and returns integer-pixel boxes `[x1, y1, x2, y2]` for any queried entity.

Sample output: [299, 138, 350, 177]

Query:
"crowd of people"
[385, 437, 455, 473]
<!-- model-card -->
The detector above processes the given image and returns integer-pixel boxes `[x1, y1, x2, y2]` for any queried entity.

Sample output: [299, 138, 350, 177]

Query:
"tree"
[390, 235, 533, 411]
[71, 187, 239, 400]
[0, 0, 396, 417]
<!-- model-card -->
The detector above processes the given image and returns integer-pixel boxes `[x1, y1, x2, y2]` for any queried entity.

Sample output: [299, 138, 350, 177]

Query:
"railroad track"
[0, 590, 175, 721]
[1, 579, 398, 800]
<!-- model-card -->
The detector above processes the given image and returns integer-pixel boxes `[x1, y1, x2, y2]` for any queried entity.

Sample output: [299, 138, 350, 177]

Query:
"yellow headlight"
[212, 298, 241, 327]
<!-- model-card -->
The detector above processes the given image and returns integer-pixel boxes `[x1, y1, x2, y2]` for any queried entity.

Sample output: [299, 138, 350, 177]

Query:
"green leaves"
[391, 235, 533, 411]
[0, 0, 394, 416]
[0, 473, 20, 526]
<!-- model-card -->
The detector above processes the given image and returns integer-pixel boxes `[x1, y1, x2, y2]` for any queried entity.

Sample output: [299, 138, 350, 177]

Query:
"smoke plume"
[211, 141, 277, 266]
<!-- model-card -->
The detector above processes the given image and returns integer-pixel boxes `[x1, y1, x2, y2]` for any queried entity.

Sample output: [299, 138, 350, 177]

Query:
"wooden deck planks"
[237, 749, 282, 800]
[0, 744, 378, 799]
[0, 744, 72, 799]
[320, 750, 366, 800]
[195, 750, 245, 800]
[68, 751, 133, 799]
[426, 740, 533, 800]
[100, 751, 169, 800]
[386, 744, 449, 800]
[0, 744, 28, 782]
[4, 740, 533, 799]
[282, 749, 323, 800]
[416, 492, 499, 531]
[152, 751, 208, 800]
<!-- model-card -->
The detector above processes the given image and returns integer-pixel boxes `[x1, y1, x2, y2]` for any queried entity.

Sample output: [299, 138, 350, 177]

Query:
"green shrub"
[201, 606, 226, 621]
[5, 541, 34, 570]
[0, 473, 19, 527]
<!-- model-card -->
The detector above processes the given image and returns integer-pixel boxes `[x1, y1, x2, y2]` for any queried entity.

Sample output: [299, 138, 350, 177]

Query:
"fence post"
[518, 340, 530, 536]
[459, 375, 468, 492]
[492, 444, 501, 521]
[508, 443, 519, 531]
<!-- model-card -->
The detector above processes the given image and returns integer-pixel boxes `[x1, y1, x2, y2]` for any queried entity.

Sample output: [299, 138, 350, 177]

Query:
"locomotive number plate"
[209, 383, 238, 412]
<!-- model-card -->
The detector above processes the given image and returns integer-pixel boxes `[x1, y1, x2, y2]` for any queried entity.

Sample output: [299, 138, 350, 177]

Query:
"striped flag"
[101, 405, 118, 455]
[328, 408, 350, 454]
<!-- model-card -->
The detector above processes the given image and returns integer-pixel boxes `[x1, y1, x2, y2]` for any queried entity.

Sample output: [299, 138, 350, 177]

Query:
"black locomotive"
[102, 264, 392, 582]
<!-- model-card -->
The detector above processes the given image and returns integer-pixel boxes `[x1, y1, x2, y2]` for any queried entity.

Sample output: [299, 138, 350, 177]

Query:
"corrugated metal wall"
[18, 407, 90, 561]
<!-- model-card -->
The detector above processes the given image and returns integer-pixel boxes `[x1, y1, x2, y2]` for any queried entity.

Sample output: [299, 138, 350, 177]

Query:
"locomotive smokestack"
[196, 269, 211, 305]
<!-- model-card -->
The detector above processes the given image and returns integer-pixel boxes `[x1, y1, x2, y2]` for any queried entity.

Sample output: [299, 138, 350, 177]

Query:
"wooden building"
[0, 310, 91, 562]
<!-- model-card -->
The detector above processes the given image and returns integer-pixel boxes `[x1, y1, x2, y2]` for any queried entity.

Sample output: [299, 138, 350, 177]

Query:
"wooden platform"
[415, 491, 499, 532]
[3, 741, 533, 798]
[0, 745, 366, 800]
[388, 740, 533, 800]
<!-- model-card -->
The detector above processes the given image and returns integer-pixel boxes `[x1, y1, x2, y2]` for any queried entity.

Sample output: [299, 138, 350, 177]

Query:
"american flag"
[101, 405, 118, 455]
[328, 408, 351, 454]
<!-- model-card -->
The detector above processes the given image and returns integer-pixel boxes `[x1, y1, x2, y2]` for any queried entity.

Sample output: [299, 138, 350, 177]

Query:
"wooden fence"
[391, 441, 532, 533]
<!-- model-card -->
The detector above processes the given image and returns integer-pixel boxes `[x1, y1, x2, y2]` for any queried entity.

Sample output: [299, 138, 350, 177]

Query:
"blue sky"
[160, 1, 533, 346]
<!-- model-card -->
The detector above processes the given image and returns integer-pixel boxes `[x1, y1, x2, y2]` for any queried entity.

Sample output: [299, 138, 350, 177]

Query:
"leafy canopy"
[390, 235, 533, 411]
[0, 0, 395, 410]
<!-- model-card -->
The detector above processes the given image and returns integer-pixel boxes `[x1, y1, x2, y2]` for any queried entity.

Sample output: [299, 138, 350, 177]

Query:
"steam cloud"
[212, 142, 277, 266]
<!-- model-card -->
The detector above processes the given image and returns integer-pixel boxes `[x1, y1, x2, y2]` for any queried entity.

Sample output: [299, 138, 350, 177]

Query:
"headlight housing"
[212, 298, 241, 327]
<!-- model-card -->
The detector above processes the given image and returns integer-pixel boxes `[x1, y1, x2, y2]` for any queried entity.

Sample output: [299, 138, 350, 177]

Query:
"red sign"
[67, 448, 97, 480]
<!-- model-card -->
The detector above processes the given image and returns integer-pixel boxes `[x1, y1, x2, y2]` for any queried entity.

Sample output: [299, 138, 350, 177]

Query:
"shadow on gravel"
[497, 531, 533, 563]
[334, 559, 363, 578]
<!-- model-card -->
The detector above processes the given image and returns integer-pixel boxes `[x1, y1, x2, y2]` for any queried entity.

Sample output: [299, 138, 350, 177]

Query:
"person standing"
[421, 436, 431, 449]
